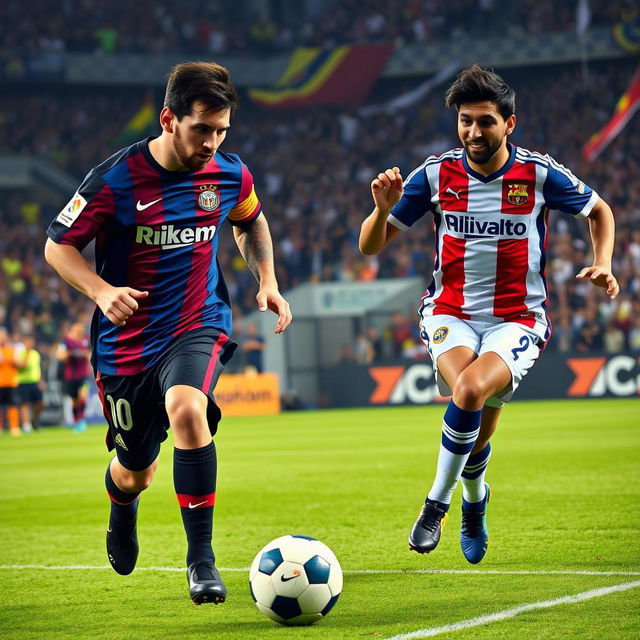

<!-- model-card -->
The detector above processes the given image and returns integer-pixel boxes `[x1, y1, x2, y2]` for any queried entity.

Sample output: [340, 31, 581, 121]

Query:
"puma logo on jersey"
[135, 224, 217, 250]
[445, 187, 462, 200]
[444, 213, 528, 238]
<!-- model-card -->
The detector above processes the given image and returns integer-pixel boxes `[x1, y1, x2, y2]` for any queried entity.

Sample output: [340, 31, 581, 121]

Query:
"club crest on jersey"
[506, 183, 529, 206]
[198, 185, 219, 211]
[433, 326, 449, 344]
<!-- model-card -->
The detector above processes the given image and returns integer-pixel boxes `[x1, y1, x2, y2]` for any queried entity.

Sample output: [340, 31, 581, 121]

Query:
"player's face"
[457, 101, 515, 166]
[171, 101, 231, 171]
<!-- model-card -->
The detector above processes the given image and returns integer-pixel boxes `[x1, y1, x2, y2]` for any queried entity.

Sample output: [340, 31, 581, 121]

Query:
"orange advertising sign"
[215, 373, 281, 416]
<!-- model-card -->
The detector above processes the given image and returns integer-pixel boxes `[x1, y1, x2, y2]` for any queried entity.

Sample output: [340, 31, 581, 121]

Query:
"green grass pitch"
[1, 398, 638, 639]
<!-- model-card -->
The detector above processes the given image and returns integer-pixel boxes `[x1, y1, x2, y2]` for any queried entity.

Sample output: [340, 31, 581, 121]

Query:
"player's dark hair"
[444, 65, 515, 120]
[164, 61, 238, 119]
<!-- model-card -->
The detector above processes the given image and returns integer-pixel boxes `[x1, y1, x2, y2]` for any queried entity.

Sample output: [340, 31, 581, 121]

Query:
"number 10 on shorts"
[105, 395, 134, 431]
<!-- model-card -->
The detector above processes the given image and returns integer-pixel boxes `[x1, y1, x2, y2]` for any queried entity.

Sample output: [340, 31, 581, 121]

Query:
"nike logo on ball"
[280, 570, 301, 582]
[136, 198, 162, 211]
[188, 500, 208, 509]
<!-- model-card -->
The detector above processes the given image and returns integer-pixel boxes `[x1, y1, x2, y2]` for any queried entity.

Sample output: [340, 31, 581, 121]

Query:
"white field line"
[0, 564, 639, 577]
[383, 580, 640, 640]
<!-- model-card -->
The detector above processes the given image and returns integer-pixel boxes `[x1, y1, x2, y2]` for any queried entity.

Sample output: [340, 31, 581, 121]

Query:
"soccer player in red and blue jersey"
[56, 321, 91, 432]
[360, 65, 618, 564]
[45, 62, 292, 604]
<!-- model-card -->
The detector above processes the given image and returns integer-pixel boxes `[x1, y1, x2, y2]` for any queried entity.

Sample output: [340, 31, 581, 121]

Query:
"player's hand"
[256, 287, 292, 334]
[575, 264, 619, 299]
[96, 286, 149, 326]
[371, 167, 403, 212]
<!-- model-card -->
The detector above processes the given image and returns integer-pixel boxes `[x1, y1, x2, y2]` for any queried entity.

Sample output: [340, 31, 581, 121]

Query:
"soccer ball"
[249, 535, 342, 626]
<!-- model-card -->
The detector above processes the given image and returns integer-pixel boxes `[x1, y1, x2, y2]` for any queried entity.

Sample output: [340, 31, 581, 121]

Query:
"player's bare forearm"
[44, 238, 149, 326]
[233, 213, 292, 332]
[233, 213, 277, 286]
[586, 198, 615, 268]
[360, 167, 404, 254]
[576, 197, 619, 299]
[359, 208, 400, 255]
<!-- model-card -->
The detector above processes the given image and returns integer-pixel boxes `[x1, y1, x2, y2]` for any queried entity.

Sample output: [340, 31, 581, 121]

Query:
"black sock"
[174, 442, 217, 566]
[105, 465, 140, 529]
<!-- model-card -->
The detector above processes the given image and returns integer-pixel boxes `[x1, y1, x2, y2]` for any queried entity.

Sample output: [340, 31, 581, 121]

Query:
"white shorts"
[419, 314, 543, 407]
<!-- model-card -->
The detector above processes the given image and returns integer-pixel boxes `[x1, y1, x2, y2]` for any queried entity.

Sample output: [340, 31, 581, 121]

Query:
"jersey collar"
[139, 136, 196, 177]
[462, 142, 516, 183]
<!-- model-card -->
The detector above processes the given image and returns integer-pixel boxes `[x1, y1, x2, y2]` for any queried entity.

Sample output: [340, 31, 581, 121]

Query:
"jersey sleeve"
[542, 156, 598, 217]
[387, 161, 433, 230]
[227, 162, 262, 227]
[47, 170, 116, 250]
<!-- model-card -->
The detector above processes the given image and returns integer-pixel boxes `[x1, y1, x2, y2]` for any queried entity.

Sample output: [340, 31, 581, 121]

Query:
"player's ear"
[505, 114, 516, 136]
[159, 106, 176, 134]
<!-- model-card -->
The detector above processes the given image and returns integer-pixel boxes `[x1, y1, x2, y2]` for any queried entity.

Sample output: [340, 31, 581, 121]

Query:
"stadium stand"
[0, 1, 638, 379]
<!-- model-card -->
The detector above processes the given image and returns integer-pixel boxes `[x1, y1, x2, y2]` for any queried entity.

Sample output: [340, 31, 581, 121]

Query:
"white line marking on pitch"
[383, 580, 640, 640]
[0, 565, 639, 577]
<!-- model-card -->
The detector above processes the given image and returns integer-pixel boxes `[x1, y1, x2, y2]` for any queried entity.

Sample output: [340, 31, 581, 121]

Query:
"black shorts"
[18, 383, 43, 404]
[63, 379, 88, 399]
[0, 387, 19, 406]
[96, 327, 236, 471]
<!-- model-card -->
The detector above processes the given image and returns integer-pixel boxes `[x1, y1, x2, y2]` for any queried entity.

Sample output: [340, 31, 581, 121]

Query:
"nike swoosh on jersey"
[136, 197, 163, 211]
[188, 500, 209, 509]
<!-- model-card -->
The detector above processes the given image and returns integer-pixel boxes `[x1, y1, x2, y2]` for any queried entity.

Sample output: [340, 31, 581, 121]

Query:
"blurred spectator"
[574, 307, 604, 353]
[0, 326, 21, 435]
[241, 321, 265, 373]
[366, 326, 383, 362]
[354, 332, 374, 364]
[56, 321, 91, 433]
[603, 317, 626, 353]
[16, 334, 44, 432]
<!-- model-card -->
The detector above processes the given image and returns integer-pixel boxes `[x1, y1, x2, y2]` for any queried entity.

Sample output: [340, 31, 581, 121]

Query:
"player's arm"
[232, 213, 292, 334]
[359, 167, 404, 255]
[44, 239, 148, 326]
[575, 197, 619, 299]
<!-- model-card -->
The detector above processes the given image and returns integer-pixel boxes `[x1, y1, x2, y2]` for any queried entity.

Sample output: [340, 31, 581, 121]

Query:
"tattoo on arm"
[237, 216, 275, 282]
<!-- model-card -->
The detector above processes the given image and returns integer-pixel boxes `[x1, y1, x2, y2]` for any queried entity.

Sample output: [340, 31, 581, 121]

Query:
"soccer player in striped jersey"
[45, 62, 292, 604]
[360, 65, 618, 564]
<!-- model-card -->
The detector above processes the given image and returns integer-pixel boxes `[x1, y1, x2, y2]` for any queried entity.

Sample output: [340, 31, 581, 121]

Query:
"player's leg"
[99, 369, 161, 575]
[32, 385, 44, 430]
[459, 404, 500, 563]
[61, 381, 74, 427]
[411, 351, 512, 554]
[159, 328, 237, 605]
[19, 385, 32, 432]
[409, 316, 480, 553]
[457, 323, 542, 563]
[165, 384, 225, 604]
[73, 381, 88, 432]
[105, 456, 158, 575]
[461, 404, 500, 503]
[7, 390, 20, 435]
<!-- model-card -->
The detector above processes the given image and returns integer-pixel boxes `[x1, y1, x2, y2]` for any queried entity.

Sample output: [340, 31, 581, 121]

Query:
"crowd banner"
[215, 373, 281, 416]
[321, 352, 640, 408]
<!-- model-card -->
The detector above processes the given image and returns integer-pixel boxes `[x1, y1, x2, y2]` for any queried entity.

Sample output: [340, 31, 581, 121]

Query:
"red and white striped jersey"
[388, 144, 598, 342]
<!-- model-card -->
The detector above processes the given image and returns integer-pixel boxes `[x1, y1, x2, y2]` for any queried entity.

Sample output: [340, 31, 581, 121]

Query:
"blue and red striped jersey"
[61, 336, 90, 382]
[47, 138, 262, 375]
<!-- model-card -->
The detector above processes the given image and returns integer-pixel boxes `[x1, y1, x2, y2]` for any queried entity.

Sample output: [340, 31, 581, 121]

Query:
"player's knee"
[118, 462, 157, 492]
[166, 398, 207, 436]
[453, 374, 492, 408]
[119, 472, 152, 492]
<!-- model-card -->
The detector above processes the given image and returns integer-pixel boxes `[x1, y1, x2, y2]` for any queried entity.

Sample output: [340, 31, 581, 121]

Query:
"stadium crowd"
[1, 61, 638, 368]
[1, 0, 634, 56]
